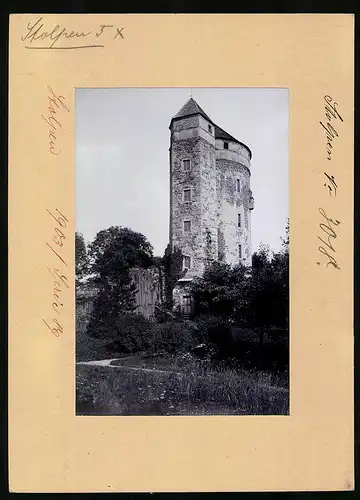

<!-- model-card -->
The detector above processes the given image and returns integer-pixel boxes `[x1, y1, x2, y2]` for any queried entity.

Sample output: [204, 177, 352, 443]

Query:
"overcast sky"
[76, 88, 289, 256]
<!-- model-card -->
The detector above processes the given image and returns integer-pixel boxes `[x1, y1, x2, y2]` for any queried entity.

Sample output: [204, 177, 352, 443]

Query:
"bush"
[193, 315, 232, 356]
[89, 313, 155, 354]
[150, 320, 200, 354]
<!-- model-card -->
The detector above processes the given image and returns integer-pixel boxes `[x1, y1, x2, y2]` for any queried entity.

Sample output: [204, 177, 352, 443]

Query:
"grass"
[76, 354, 289, 416]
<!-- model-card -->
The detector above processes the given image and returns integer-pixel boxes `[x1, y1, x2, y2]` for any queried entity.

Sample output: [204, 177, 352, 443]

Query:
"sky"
[76, 88, 289, 256]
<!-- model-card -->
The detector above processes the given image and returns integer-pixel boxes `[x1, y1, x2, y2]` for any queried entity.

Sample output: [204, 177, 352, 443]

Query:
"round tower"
[168, 97, 254, 314]
[215, 126, 254, 267]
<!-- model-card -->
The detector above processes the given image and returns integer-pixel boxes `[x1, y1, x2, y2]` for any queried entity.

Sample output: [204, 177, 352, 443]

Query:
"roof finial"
[190, 88, 193, 98]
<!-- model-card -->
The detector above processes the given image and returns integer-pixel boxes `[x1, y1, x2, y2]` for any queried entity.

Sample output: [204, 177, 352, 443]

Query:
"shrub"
[193, 314, 232, 356]
[150, 320, 200, 354]
[89, 313, 155, 354]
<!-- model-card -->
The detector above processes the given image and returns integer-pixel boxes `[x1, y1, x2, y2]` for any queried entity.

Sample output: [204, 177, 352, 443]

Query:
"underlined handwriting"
[21, 17, 124, 50]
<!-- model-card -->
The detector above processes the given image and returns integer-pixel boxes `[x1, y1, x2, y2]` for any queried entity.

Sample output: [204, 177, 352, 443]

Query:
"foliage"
[102, 313, 155, 353]
[76, 359, 289, 416]
[189, 222, 289, 348]
[150, 320, 200, 354]
[190, 261, 249, 319]
[162, 243, 185, 308]
[193, 314, 232, 355]
[87, 226, 154, 333]
[248, 240, 289, 341]
[75, 232, 89, 284]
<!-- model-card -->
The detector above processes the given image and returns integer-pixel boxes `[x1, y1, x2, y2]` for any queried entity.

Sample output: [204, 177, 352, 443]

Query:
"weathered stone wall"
[170, 116, 217, 279]
[216, 156, 252, 267]
[170, 108, 254, 312]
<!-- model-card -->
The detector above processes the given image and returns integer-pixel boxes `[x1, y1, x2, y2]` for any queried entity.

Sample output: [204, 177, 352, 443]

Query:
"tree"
[162, 243, 185, 308]
[75, 232, 89, 284]
[247, 226, 289, 347]
[87, 226, 154, 332]
[190, 260, 249, 320]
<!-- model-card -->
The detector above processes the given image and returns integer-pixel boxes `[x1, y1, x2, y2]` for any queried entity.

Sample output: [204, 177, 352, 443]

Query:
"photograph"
[75, 87, 289, 416]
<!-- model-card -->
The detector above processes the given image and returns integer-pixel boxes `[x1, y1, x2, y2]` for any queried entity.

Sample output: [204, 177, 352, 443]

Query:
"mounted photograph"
[75, 87, 289, 416]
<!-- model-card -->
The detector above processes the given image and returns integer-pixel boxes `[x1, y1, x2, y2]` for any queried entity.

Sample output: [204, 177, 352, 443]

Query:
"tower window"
[208, 124, 213, 134]
[184, 220, 191, 233]
[182, 295, 193, 315]
[183, 189, 191, 202]
[224, 141, 229, 149]
[239, 245, 242, 259]
[236, 179, 240, 192]
[238, 213, 241, 227]
[183, 255, 191, 269]
[182, 159, 191, 171]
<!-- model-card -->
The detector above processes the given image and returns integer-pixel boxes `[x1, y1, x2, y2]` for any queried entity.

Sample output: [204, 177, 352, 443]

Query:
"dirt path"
[77, 358, 288, 392]
[77, 358, 183, 375]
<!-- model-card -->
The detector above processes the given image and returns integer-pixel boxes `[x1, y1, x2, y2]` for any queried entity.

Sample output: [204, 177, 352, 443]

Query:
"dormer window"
[224, 141, 229, 149]
[208, 124, 213, 134]
[182, 159, 191, 171]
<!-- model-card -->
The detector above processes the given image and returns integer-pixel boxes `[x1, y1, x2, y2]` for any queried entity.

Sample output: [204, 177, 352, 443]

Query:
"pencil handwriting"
[21, 17, 125, 50]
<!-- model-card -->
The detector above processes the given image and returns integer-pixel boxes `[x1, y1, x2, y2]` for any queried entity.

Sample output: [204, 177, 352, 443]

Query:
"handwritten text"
[319, 95, 343, 161]
[21, 17, 125, 50]
[43, 209, 70, 337]
[41, 86, 70, 156]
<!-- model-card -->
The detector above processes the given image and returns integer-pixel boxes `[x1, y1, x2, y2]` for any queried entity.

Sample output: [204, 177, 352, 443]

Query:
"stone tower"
[169, 98, 254, 313]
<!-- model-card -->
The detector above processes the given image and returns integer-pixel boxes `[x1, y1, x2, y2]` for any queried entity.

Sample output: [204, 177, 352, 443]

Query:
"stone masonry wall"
[216, 158, 252, 267]
[170, 117, 217, 279]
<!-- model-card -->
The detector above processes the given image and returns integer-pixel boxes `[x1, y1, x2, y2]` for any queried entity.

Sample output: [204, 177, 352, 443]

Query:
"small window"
[183, 159, 191, 171]
[182, 295, 193, 315]
[236, 179, 240, 192]
[239, 245, 242, 259]
[208, 124, 212, 133]
[224, 141, 229, 149]
[183, 189, 191, 202]
[183, 255, 191, 269]
[184, 220, 191, 232]
[237, 213, 241, 227]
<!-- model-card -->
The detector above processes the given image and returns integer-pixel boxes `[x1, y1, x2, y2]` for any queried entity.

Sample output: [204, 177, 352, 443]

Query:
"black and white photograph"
[75, 87, 289, 416]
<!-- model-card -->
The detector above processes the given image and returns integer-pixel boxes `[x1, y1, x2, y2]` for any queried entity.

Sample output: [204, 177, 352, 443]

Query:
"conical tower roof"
[170, 97, 252, 159]
[171, 97, 213, 124]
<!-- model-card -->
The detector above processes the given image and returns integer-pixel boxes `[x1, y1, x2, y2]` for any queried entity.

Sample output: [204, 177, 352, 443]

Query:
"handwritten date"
[42, 209, 70, 337]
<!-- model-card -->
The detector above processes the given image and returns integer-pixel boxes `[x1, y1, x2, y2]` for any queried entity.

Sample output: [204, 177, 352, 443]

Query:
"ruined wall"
[75, 267, 163, 332]
[130, 267, 163, 319]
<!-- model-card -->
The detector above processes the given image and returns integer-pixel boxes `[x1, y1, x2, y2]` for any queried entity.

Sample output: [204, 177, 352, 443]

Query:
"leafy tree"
[247, 229, 289, 346]
[162, 243, 185, 308]
[189, 221, 289, 349]
[190, 261, 249, 320]
[87, 226, 154, 333]
[75, 232, 89, 284]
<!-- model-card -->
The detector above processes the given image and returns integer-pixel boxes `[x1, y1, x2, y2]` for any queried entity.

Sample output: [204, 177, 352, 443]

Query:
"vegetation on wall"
[161, 243, 185, 308]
